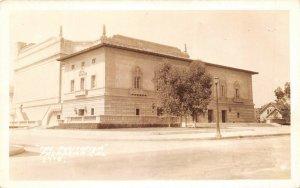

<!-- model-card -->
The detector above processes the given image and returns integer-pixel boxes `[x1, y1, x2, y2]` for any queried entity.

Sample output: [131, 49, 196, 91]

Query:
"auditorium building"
[10, 26, 258, 128]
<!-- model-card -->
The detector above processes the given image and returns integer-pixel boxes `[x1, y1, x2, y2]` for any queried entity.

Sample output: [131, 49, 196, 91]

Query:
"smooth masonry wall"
[104, 47, 188, 116]
[104, 46, 255, 122]
[13, 38, 62, 121]
[61, 48, 106, 119]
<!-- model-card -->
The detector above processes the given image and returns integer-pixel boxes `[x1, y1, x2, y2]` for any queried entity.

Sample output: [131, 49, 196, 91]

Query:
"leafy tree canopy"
[154, 61, 213, 123]
[274, 82, 290, 123]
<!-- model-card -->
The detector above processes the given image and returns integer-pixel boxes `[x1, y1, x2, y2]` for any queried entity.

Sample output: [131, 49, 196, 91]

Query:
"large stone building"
[10, 26, 258, 128]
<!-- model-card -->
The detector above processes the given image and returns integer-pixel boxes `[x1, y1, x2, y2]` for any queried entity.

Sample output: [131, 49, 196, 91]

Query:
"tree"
[185, 62, 213, 127]
[274, 82, 290, 124]
[154, 63, 188, 126]
[154, 62, 213, 127]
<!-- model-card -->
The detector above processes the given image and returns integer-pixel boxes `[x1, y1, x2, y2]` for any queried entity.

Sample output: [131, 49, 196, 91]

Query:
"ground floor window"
[57, 115, 60, 119]
[208, 110, 213, 123]
[157, 107, 163, 116]
[78, 109, 84, 116]
[136, 109, 140, 116]
[222, 110, 227, 123]
[237, 112, 240, 118]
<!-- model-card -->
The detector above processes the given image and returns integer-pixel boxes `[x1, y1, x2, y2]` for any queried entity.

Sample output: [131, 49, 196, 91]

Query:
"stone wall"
[61, 96, 105, 120]
[61, 48, 106, 101]
[104, 46, 256, 123]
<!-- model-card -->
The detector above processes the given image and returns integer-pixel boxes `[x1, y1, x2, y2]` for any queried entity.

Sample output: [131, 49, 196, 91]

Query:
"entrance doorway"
[221, 110, 227, 123]
[208, 110, 213, 123]
[192, 112, 199, 123]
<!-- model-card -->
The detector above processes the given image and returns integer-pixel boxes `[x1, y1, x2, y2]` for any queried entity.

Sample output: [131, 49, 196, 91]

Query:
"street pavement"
[9, 125, 290, 142]
[9, 126, 290, 180]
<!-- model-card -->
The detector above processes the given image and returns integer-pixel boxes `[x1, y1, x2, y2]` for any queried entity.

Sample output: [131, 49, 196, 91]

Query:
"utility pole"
[214, 77, 222, 138]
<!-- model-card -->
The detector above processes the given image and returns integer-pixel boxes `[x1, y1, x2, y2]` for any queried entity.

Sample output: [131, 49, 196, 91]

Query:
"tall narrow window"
[91, 108, 94, 115]
[71, 65, 75, 70]
[70, 80, 75, 92]
[235, 88, 239, 98]
[237, 112, 240, 118]
[132, 66, 142, 90]
[136, 109, 140, 116]
[92, 58, 96, 64]
[234, 81, 240, 99]
[81, 62, 85, 68]
[221, 85, 225, 97]
[80, 78, 85, 90]
[91, 75, 96, 88]
[134, 76, 141, 89]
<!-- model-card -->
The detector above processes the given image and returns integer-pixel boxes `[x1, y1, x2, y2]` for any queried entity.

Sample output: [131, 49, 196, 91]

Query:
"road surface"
[9, 130, 290, 180]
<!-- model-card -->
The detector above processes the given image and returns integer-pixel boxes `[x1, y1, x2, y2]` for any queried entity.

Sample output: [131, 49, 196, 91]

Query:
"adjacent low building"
[258, 102, 285, 124]
[11, 26, 258, 128]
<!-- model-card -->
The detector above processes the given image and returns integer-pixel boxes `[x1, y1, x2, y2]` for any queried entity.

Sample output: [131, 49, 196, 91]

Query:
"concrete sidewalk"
[10, 126, 290, 141]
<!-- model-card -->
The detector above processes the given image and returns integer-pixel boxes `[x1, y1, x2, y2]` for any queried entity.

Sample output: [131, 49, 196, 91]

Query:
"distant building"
[9, 85, 15, 122]
[11, 26, 258, 128]
[254, 107, 261, 122]
[258, 102, 284, 124]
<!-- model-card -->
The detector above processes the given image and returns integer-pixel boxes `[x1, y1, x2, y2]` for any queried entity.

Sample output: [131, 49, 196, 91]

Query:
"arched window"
[132, 66, 142, 89]
[235, 88, 239, 98]
[219, 80, 227, 98]
[214, 78, 227, 98]
[80, 77, 85, 90]
[234, 81, 240, 98]
[134, 76, 141, 89]
[221, 85, 225, 97]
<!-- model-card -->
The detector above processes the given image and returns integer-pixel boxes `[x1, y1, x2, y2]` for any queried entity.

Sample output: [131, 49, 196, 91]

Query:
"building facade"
[11, 27, 258, 128]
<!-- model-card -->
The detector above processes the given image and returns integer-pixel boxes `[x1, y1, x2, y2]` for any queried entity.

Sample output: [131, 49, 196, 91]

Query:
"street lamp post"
[214, 77, 222, 138]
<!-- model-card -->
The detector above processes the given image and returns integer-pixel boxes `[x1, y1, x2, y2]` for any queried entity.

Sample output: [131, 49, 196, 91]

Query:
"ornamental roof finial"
[101, 24, 107, 42]
[103, 24, 106, 36]
[59, 25, 63, 38]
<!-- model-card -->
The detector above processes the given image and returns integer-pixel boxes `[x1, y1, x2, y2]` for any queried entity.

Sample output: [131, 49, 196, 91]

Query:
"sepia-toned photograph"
[1, 1, 299, 188]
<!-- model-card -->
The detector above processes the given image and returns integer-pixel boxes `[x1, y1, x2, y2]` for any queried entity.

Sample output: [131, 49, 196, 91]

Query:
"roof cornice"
[57, 41, 258, 75]
[57, 42, 193, 62]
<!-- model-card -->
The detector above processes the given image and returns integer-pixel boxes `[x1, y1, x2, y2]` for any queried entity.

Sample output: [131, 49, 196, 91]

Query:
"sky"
[9, 10, 290, 108]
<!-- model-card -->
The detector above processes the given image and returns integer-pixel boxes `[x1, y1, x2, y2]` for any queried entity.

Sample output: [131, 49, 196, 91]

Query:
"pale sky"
[9, 10, 290, 108]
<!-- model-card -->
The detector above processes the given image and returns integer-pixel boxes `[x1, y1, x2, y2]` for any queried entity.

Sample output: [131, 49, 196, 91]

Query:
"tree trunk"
[180, 116, 182, 128]
[168, 115, 171, 128]
[185, 116, 188, 128]
[193, 112, 196, 128]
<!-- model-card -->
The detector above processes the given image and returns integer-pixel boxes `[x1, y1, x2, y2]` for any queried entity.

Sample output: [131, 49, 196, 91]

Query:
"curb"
[9, 145, 25, 156]
[65, 133, 290, 142]
[208, 133, 290, 141]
